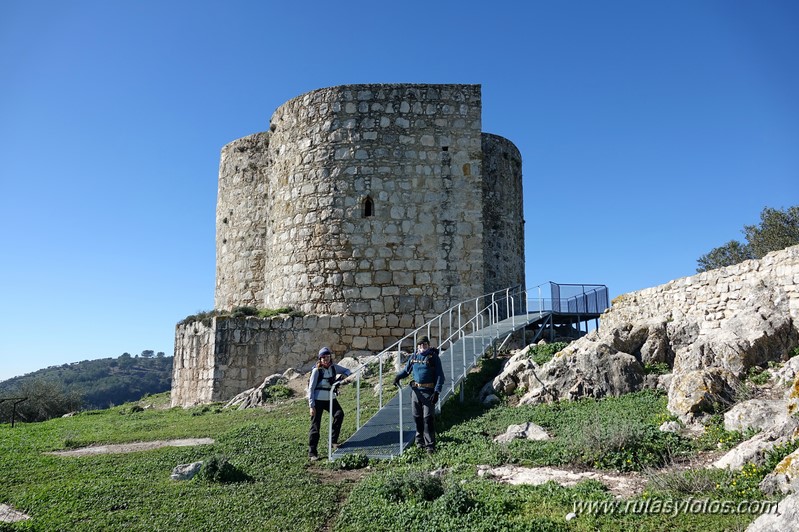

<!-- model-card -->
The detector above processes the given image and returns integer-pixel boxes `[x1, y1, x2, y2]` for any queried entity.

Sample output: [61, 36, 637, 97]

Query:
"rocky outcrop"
[746, 491, 799, 532]
[517, 346, 644, 406]
[496, 246, 799, 418]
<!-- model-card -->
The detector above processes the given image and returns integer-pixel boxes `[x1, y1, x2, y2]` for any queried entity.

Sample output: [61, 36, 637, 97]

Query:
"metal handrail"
[324, 282, 609, 459]
[325, 284, 531, 459]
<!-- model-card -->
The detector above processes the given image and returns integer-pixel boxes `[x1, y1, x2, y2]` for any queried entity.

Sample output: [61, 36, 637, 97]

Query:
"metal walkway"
[331, 311, 553, 460]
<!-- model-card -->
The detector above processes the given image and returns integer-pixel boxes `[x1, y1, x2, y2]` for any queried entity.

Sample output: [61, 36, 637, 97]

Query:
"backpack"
[314, 364, 337, 390]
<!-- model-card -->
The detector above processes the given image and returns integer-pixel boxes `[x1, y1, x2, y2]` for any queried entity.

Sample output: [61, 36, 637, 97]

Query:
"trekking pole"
[328, 382, 338, 462]
[356, 367, 361, 429]
[396, 382, 404, 455]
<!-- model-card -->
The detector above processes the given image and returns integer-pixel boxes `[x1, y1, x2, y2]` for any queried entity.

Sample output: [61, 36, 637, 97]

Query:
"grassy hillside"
[0, 357, 787, 531]
[0, 353, 172, 418]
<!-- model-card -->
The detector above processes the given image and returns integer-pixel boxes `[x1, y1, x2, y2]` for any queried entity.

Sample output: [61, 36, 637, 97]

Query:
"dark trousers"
[309, 397, 344, 453]
[411, 387, 436, 450]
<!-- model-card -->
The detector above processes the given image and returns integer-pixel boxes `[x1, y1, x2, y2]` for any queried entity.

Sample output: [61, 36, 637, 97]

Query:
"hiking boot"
[309, 451, 319, 461]
[425, 447, 435, 455]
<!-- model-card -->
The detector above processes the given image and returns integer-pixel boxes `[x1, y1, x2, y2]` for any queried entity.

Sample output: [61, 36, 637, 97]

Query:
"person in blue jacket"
[307, 346, 352, 460]
[393, 336, 445, 454]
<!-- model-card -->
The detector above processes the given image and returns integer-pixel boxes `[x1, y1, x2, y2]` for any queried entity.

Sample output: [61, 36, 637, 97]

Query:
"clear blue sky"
[1, 0, 797, 382]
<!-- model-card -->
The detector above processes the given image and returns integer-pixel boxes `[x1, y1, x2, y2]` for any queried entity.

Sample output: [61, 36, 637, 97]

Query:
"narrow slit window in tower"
[363, 196, 374, 218]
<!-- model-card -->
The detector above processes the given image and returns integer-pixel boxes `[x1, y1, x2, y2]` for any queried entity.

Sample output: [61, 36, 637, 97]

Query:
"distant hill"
[0, 352, 172, 412]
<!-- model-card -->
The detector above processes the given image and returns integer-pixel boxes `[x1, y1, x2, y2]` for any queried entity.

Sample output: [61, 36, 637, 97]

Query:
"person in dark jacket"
[393, 336, 445, 454]
[307, 346, 351, 460]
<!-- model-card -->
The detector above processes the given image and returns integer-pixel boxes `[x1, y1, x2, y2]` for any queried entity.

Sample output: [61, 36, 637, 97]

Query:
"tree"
[744, 206, 799, 259]
[697, 205, 799, 272]
[697, 240, 753, 272]
[0, 378, 83, 423]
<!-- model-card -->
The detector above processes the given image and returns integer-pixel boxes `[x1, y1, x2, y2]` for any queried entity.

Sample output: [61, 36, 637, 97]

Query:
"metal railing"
[325, 284, 532, 460]
[324, 281, 609, 460]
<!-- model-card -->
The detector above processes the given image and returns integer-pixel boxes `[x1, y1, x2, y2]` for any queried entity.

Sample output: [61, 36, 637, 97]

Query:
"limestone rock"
[171, 461, 203, 481]
[724, 399, 788, 433]
[746, 491, 799, 532]
[760, 448, 799, 495]
[713, 418, 799, 471]
[493, 422, 550, 443]
[659, 421, 682, 433]
[225, 374, 287, 409]
[483, 394, 501, 407]
[667, 368, 738, 418]
[517, 346, 645, 406]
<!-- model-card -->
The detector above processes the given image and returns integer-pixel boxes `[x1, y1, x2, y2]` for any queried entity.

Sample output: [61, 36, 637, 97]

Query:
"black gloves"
[432, 392, 439, 404]
[392, 376, 401, 387]
[335, 374, 345, 383]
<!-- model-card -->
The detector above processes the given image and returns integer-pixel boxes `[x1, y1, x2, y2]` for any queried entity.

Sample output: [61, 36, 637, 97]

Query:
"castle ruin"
[171, 83, 526, 406]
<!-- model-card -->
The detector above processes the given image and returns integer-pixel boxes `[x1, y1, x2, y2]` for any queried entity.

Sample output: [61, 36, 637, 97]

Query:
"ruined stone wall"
[171, 312, 457, 406]
[606, 245, 799, 333]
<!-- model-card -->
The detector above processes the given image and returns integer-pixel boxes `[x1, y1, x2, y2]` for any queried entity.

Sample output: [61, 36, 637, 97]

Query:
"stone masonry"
[172, 84, 526, 406]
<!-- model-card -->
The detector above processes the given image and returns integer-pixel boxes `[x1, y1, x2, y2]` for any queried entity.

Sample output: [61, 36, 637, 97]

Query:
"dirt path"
[46, 438, 215, 457]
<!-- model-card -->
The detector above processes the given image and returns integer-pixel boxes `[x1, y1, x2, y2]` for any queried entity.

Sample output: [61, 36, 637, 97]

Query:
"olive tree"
[697, 205, 799, 272]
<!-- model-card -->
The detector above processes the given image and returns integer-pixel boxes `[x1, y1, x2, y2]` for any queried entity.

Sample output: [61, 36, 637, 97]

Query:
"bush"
[333, 453, 369, 470]
[263, 384, 292, 402]
[378, 471, 444, 503]
[527, 342, 569, 366]
[199, 454, 249, 483]
[435, 481, 476, 515]
[230, 306, 259, 318]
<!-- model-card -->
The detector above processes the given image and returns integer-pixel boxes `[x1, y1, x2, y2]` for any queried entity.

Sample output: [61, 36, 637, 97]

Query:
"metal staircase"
[322, 282, 608, 461]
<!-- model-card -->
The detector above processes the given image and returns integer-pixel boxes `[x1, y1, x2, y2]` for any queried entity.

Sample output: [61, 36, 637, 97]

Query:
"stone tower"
[215, 83, 524, 317]
[171, 83, 525, 406]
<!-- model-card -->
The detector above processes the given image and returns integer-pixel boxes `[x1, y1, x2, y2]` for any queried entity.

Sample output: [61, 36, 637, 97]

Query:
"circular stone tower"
[215, 83, 524, 326]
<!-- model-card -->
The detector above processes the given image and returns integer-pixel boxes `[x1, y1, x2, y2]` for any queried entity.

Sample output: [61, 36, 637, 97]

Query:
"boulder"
[746, 491, 799, 532]
[171, 461, 203, 481]
[517, 346, 645, 406]
[225, 374, 287, 409]
[724, 399, 788, 433]
[483, 394, 501, 407]
[493, 422, 550, 443]
[667, 368, 738, 418]
[760, 448, 799, 495]
[713, 418, 799, 471]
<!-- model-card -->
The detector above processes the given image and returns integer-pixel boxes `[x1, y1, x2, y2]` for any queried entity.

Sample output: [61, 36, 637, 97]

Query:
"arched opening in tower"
[363, 196, 374, 218]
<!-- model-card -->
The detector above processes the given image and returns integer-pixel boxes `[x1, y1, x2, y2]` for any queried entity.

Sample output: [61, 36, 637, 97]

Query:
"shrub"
[527, 342, 569, 366]
[333, 453, 369, 470]
[199, 454, 249, 483]
[262, 384, 292, 402]
[378, 471, 444, 503]
[747, 366, 770, 385]
[643, 361, 671, 375]
[693, 414, 746, 451]
[435, 482, 476, 515]
[230, 306, 259, 318]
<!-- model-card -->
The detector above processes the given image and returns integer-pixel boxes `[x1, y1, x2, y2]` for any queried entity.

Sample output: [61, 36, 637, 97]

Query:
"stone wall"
[507, 245, 799, 417]
[605, 244, 799, 374]
[171, 312, 451, 407]
[172, 315, 336, 406]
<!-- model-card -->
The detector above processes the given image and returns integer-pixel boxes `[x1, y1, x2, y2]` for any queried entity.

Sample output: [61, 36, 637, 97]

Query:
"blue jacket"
[396, 348, 445, 393]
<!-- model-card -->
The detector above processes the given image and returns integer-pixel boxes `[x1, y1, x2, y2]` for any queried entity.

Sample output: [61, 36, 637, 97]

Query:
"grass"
[0, 360, 782, 531]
